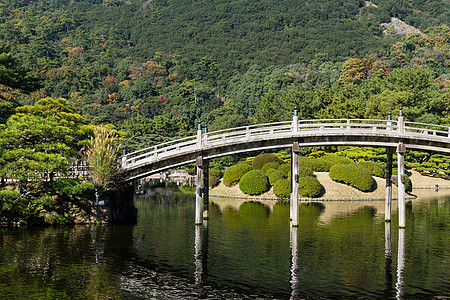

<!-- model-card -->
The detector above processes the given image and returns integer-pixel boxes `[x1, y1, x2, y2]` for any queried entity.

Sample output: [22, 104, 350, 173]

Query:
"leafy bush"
[329, 163, 374, 192]
[392, 169, 413, 193]
[298, 176, 323, 198]
[223, 163, 253, 187]
[321, 154, 352, 165]
[358, 161, 385, 178]
[261, 162, 280, 174]
[278, 164, 291, 177]
[273, 179, 291, 199]
[298, 166, 314, 177]
[268, 169, 284, 185]
[299, 157, 333, 172]
[209, 175, 220, 188]
[52, 178, 95, 195]
[252, 153, 282, 170]
[209, 169, 223, 179]
[239, 170, 269, 195]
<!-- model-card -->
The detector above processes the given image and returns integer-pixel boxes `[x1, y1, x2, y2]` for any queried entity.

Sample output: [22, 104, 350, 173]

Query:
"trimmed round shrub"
[261, 162, 280, 174]
[299, 157, 333, 172]
[298, 176, 323, 198]
[321, 154, 352, 165]
[298, 166, 314, 177]
[273, 179, 291, 199]
[223, 163, 253, 187]
[209, 175, 220, 188]
[329, 163, 374, 192]
[278, 164, 291, 177]
[209, 169, 223, 179]
[252, 153, 282, 170]
[268, 169, 284, 185]
[358, 161, 385, 178]
[392, 169, 413, 193]
[239, 170, 269, 195]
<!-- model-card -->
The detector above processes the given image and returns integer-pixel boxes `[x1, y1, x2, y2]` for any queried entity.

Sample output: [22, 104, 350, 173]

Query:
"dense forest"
[0, 0, 449, 150]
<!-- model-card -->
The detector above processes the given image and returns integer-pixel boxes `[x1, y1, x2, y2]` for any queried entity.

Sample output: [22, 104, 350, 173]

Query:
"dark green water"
[0, 192, 448, 299]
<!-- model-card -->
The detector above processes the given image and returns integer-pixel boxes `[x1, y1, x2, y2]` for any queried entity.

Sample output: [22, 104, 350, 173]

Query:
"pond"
[0, 190, 448, 299]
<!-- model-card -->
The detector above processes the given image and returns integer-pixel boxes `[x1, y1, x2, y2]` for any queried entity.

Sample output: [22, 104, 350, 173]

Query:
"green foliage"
[209, 169, 223, 179]
[209, 175, 220, 188]
[252, 153, 282, 170]
[299, 157, 333, 172]
[321, 154, 352, 165]
[298, 166, 314, 177]
[223, 163, 252, 187]
[278, 164, 291, 177]
[239, 170, 269, 196]
[51, 178, 94, 195]
[358, 161, 386, 178]
[273, 179, 291, 199]
[329, 163, 374, 192]
[267, 169, 284, 186]
[393, 168, 413, 193]
[298, 176, 323, 198]
[261, 162, 281, 174]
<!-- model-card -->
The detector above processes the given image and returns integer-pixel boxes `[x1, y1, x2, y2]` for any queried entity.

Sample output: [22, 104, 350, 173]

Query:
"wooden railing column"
[121, 147, 127, 169]
[197, 122, 203, 148]
[195, 156, 203, 225]
[385, 147, 393, 222]
[397, 107, 404, 135]
[387, 112, 392, 132]
[397, 142, 406, 228]
[292, 107, 298, 133]
[291, 142, 300, 227]
[202, 159, 209, 220]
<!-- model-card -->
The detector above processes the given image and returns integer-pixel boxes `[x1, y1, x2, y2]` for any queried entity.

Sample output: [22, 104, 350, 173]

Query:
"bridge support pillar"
[202, 160, 209, 220]
[195, 156, 204, 225]
[397, 143, 406, 228]
[385, 147, 393, 222]
[291, 142, 299, 227]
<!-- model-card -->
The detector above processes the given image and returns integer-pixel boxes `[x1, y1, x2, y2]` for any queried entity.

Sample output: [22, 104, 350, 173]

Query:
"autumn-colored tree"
[338, 58, 367, 84]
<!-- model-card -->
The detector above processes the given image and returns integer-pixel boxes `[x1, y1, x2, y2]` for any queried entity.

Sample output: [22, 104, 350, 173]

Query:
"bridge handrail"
[126, 135, 197, 158]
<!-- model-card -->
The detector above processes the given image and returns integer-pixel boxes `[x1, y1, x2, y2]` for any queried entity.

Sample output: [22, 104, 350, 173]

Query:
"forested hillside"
[0, 0, 449, 150]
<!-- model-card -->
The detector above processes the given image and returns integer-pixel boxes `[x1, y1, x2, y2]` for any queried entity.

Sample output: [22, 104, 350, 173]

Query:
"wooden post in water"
[385, 146, 393, 222]
[196, 155, 203, 225]
[202, 159, 209, 220]
[397, 142, 406, 228]
[291, 142, 300, 227]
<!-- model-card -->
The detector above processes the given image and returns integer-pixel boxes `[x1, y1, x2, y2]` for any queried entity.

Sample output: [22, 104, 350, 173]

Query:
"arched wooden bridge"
[120, 113, 449, 228]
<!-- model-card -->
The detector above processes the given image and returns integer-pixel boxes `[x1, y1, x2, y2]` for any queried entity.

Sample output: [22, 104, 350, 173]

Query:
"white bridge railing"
[121, 118, 450, 170]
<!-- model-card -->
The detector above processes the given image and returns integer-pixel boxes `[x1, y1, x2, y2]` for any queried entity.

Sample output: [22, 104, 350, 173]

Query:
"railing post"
[291, 142, 300, 227]
[448, 127, 450, 138]
[292, 107, 298, 134]
[385, 147, 393, 222]
[121, 147, 127, 168]
[397, 107, 404, 135]
[346, 119, 350, 131]
[397, 142, 406, 228]
[197, 122, 203, 148]
[203, 126, 208, 146]
[387, 112, 392, 132]
[246, 126, 250, 139]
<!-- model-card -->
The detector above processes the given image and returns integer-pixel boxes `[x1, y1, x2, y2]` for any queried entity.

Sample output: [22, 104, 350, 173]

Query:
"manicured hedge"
[223, 163, 253, 187]
[278, 164, 291, 177]
[209, 175, 220, 188]
[209, 169, 223, 179]
[268, 169, 284, 185]
[392, 168, 413, 193]
[298, 166, 314, 177]
[239, 170, 269, 195]
[261, 162, 280, 174]
[358, 161, 385, 178]
[273, 179, 291, 199]
[298, 176, 323, 198]
[329, 163, 374, 192]
[299, 157, 333, 172]
[321, 154, 352, 165]
[252, 153, 282, 170]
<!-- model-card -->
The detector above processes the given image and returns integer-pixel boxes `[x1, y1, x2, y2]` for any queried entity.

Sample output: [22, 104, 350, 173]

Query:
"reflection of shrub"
[278, 164, 291, 177]
[321, 154, 352, 165]
[223, 163, 253, 186]
[261, 162, 280, 174]
[329, 163, 373, 192]
[298, 176, 323, 198]
[299, 157, 333, 172]
[209, 169, 223, 179]
[273, 179, 290, 199]
[358, 161, 385, 178]
[268, 169, 284, 185]
[252, 153, 282, 170]
[209, 175, 220, 188]
[239, 170, 269, 195]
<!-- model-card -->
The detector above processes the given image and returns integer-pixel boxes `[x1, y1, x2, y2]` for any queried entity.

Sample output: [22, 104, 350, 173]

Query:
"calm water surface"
[0, 190, 448, 299]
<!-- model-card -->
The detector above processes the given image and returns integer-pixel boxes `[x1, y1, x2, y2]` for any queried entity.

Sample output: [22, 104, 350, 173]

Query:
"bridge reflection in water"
[122, 109, 450, 228]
